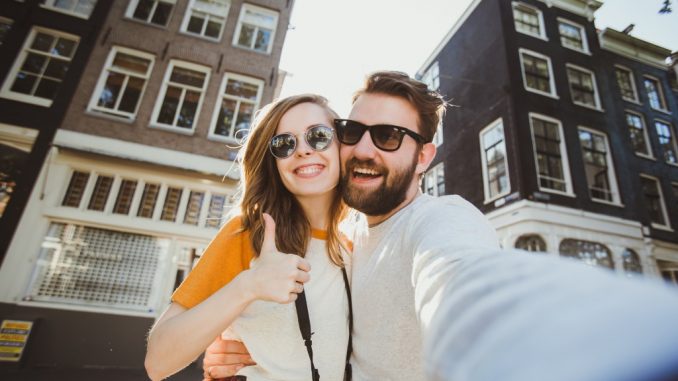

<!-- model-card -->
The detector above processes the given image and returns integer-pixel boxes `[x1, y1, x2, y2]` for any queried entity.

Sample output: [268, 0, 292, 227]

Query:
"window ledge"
[591, 198, 625, 208]
[666, 162, 678, 168]
[651, 107, 672, 116]
[538, 188, 576, 198]
[651, 223, 674, 232]
[148, 123, 196, 136]
[123, 17, 169, 30]
[525, 88, 559, 99]
[179, 30, 223, 44]
[0, 91, 52, 107]
[562, 46, 591, 55]
[635, 152, 656, 161]
[623, 98, 642, 106]
[232, 44, 272, 56]
[85, 109, 136, 125]
[573, 102, 604, 112]
[516, 30, 548, 42]
[207, 133, 242, 145]
[484, 191, 511, 205]
[40, 5, 90, 19]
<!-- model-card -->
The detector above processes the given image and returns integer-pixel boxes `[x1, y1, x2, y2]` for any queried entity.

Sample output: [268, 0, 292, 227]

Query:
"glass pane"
[133, 0, 154, 21]
[237, 24, 255, 48]
[205, 194, 226, 228]
[161, 187, 182, 221]
[54, 37, 77, 58]
[151, 1, 173, 25]
[43, 58, 69, 80]
[254, 28, 271, 51]
[113, 179, 137, 215]
[113, 53, 151, 75]
[73, 0, 97, 16]
[118, 77, 144, 114]
[11, 73, 38, 95]
[187, 15, 205, 34]
[214, 98, 236, 136]
[234, 102, 254, 135]
[205, 19, 222, 38]
[137, 183, 159, 218]
[177, 90, 200, 128]
[97, 72, 124, 109]
[21, 53, 47, 75]
[35, 78, 61, 99]
[170, 67, 205, 88]
[183, 191, 204, 225]
[31, 33, 54, 52]
[87, 175, 113, 211]
[62, 171, 90, 207]
[157, 86, 181, 125]
[225, 79, 259, 100]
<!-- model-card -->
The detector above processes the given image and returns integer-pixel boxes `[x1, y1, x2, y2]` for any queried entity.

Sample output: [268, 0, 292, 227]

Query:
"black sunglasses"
[269, 124, 335, 159]
[333, 119, 427, 151]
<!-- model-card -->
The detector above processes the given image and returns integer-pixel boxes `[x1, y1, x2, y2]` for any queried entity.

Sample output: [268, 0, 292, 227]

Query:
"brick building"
[418, 0, 678, 281]
[0, 0, 293, 378]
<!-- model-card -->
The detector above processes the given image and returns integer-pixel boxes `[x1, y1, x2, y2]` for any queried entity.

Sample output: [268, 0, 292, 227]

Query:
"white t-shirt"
[350, 194, 499, 381]
[225, 237, 350, 381]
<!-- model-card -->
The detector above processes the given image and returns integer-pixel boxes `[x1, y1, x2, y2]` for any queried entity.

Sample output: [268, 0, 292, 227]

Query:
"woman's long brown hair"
[238, 94, 348, 266]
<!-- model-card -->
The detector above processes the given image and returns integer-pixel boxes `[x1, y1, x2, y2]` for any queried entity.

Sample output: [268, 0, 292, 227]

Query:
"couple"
[146, 71, 678, 381]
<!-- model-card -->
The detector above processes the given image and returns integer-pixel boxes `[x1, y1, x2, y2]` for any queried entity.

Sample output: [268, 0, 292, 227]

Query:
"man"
[204, 71, 678, 381]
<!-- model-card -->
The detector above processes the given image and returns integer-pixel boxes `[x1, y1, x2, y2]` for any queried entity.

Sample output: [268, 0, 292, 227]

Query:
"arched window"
[559, 239, 614, 269]
[515, 234, 547, 253]
[622, 249, 642, 274]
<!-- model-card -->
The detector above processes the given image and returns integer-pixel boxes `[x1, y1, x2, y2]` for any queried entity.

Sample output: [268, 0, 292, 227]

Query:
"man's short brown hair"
[353, 71, 447, 142]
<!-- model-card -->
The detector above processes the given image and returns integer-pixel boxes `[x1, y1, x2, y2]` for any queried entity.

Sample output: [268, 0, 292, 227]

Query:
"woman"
[145, 94, 351, 381]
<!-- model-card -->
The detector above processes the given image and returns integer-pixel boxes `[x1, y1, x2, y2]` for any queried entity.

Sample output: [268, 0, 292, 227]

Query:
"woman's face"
[274, 102, 340, 202]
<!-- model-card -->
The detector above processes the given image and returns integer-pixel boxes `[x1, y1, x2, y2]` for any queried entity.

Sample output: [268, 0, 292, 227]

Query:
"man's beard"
[340, 156, 418, 216]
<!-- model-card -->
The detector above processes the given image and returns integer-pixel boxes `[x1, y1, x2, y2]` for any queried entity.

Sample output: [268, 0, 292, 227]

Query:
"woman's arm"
[145, 214, 311, 380]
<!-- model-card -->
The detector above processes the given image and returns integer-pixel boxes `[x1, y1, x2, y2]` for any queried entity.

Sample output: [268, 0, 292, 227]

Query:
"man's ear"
[416, 142, 436, 175]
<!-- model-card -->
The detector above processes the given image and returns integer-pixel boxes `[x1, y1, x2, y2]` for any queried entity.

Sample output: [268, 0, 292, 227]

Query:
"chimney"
[621, 24, 635, 34]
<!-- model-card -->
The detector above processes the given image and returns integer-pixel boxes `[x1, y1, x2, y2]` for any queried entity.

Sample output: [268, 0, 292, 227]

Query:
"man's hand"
[245, 213, 311, 303]
[202, 336, 255, 381]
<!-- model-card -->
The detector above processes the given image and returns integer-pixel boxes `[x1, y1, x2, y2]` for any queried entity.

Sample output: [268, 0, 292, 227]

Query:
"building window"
[640, 175, 669, 228]
[566, 65, 601, 109]
[578, 128, 619, 204]
[151, 60, 210, 133]
[209, 73, 263, 141]
[515, 234, 547, 252]
[24, 222, 169, 312]
[558, 18, 588, 53]
[0, 125, 37, 218]
[113, 179, 137, 215]
[233, 3, 278, 54]
[422, 62, 443, 146]
[519, 49, 556, 97]
[673, 182, 678, 204]
[127, 0, 175, 26]
[644, 76, 668, 112]
[654, 120, 678, 165]
[0, 27, 79, 107]
[88, 47, 154, 120]
[160, 186, 183, 222]
[621, 249, 642, 275]
[0, 17, 13, 46]
[530, 114, 572, 194]
[615, 66, 639, 103]
[205, 193, 228, 228]
[559, 239, 614, 269]
[41, 0, 97, 18]
[87, 175, 113, 211]
[625, 112, 652, 157]
[183, 190, 204, 225]
[423, 162, 445, 197]
[137, 182, 160, 218]
[62, 171, 90, 207]
[480, 119, 510, 202]
[181, 0, 230, 40]
[658, 260, 678, 286]
[512, 2, 545, 39]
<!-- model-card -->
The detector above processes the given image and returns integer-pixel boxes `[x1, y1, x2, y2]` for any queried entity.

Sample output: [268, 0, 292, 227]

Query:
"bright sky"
[278, 0, 678, 117]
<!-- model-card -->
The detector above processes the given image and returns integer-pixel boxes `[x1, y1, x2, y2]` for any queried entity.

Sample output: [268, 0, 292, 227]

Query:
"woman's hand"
[242, 213, 311, 304]
[202, 336, 255, 380]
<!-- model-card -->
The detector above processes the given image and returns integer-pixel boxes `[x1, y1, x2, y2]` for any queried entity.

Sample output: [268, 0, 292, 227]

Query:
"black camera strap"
[294, 267, 353, 381]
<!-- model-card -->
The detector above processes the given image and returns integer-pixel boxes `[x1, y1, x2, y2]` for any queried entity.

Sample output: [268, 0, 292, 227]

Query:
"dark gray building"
[0, 0, 293, 379]
[417, 0, 678, 281]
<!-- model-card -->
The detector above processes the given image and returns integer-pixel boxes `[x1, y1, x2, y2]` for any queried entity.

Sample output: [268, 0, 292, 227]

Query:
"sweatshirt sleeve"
[172, 217, 255, 309]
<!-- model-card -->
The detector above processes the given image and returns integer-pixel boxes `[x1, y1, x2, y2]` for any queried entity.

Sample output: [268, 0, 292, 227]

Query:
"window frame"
[422, 62, 443, 146]
[40, 0, 97, 19]
[0, 26, 80, 107]
[528, 113, 574, 197]
[512, 1, 547, 40]
[125, 0, 176, 27]
[423, 162, 445, 197]
[566, 63, 602, 111]
[232, 3, 279, 54]
[519, 48, 558, 99]
[557, 17, 589, 54]
[577, 127, 622, 206]
[149, 59, 211, 135]
[87, 46, 155, 120]
[180, 0, 231, 41]
[479, 118, 511, 204]
[639, 174, 671, 231]
[624, 110, 654, 159]
[643, 75, 669, 113]
[614, 65, 640, 104]
[654, 118, 678, 166]
[208, 72, 264, 143]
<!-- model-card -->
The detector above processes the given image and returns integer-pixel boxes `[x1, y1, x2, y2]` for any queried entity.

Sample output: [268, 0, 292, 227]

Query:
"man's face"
[339, 93, 427, 218]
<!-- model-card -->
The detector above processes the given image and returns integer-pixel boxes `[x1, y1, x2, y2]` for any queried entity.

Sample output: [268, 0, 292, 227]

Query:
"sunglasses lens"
[307, 125, 334, 151]
[337, 120, 366, 144]
[270, 134, 296, 158]
[371, 125, 404, 151]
